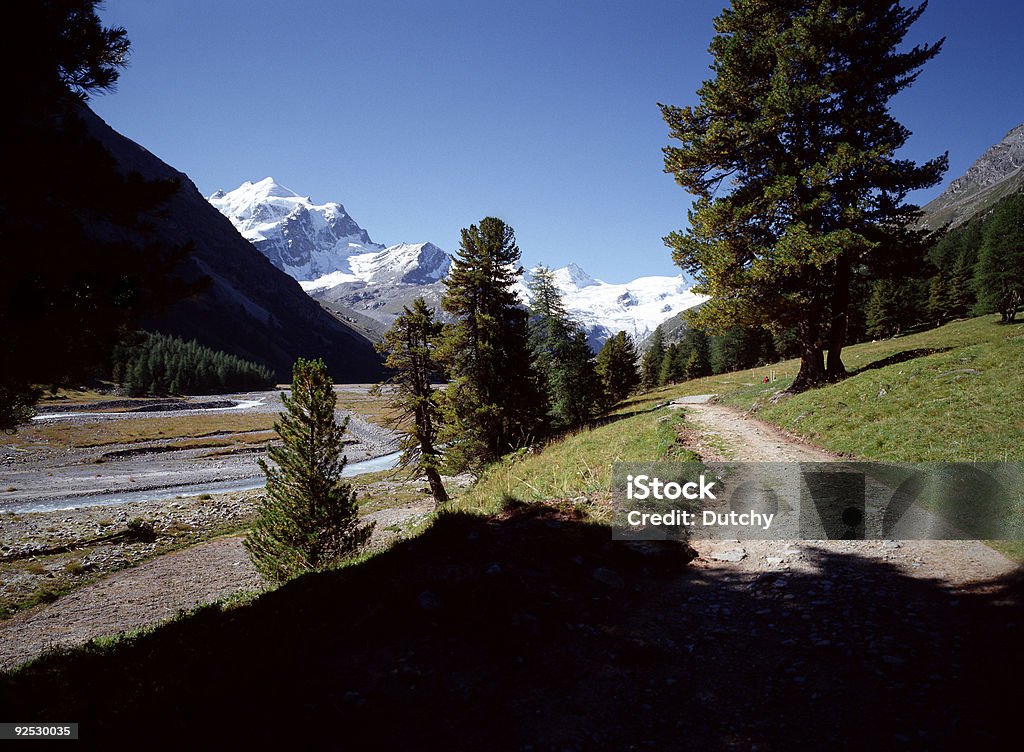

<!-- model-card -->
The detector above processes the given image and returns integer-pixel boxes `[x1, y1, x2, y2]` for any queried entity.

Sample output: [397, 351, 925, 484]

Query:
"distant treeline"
[641, 325, 777, 389]
[111, 332, 274, 395]
[866, 189, 1024, 332]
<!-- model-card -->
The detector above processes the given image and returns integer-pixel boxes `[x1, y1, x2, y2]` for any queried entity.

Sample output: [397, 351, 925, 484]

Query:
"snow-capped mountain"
[209, 178, 385, 280]
[209, 178, 450, 289]
[301, 242, 451, 290]
[518, 264, 706, 351]
[208, 178, 702, 351]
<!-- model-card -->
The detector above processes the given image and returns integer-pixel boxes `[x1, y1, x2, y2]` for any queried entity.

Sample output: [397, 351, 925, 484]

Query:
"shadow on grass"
[850, 347, 954, 376]
[2, 506, 1020, 749]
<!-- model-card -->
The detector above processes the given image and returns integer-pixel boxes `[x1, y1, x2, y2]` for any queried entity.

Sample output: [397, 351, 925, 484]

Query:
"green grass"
[442, 316, 1022, 522]
[719, 316, 1024, 463]
[455, 407, 698, 517]
[617, 315, 1023, 464]
[622, 314, 1024, 561]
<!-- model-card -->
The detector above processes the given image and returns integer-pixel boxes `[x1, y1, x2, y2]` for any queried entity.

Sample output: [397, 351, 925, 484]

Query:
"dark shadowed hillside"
[78, 106, 382, 382]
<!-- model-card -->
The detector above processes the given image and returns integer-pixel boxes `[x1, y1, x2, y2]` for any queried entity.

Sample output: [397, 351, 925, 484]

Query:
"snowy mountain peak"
[209, 178, 382, 280]
[351, 242, 451, 286]
[553, 262, 597, 290]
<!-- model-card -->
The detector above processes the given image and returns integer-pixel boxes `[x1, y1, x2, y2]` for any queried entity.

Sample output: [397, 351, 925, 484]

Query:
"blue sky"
[92, 0, 1024, 283]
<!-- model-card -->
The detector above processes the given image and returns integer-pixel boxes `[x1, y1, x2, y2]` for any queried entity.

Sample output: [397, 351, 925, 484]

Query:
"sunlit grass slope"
[456, 315, 1022, 519]
[455, 409, 698, 516]
[629, 315, 1022, 463]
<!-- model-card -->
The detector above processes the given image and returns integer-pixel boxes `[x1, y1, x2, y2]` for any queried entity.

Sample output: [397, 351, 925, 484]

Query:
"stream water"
[5, 450, 403, 514]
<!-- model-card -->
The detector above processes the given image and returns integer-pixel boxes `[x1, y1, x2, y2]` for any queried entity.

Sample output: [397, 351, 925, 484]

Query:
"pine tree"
[949, 251, 978, 317]
[640, 327, 666, 391]
[927, 268, 952, 327]
[108, 331, 273, 395]
[245, 358, 372, 582]
[684, 330, 712, 379]
[661, 0, 946, 391]
[595, 331, 640, 407]
[549, 328, 602, 428]
[975, 193, 1024, 322]
[437, 217, 544, 469]
[527, 267, 600, 430]
[374, 298, 449, 505]
[658, 345, 676, 386]
[866, 279, 923, 338]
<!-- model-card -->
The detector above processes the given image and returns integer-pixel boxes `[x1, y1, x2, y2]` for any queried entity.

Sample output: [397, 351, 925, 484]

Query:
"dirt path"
[0, 501, 434, 671]
[674, 396, 1017, 583]
[680, 398, 832, 461]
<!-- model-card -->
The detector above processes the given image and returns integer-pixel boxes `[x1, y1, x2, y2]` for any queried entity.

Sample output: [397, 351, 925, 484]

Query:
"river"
[5, 450, 403, 514]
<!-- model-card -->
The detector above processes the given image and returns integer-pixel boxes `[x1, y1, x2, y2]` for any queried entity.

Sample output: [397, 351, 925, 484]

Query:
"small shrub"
[126, 518, 156, 541]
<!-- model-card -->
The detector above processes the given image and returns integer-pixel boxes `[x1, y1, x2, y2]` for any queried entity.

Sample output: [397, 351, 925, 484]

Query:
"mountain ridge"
[921, 122, 1024, 229]
[78, 110, 382, 381]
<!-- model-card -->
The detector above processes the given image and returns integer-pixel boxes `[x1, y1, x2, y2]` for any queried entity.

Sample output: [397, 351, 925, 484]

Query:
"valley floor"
[0, 386, 411, 628]
[1, 393, 1014, 674]
[0, 387, 399, 513]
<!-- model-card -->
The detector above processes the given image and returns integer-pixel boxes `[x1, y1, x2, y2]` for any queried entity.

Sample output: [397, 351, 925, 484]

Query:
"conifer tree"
[927, 269, 952, 327]
[640, 327, 666, 391]
[374, 298, 449, 505]
[661, 0, 946, 391]
[658, 345, 675, 386]
[245, 358, 372, 582]
[595, 331, 640, 406]
[437, 217, 544, 469]
[527, 267, 600, 429]
[949, 251, 978, 317]
[865, 279, 923, 338]
[975, 193, 1024, 322]
[684, 330, 713, 379]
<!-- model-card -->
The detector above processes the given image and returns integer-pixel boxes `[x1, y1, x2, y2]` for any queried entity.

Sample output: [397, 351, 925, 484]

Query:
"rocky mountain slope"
[79, 108, 381, 381]
[921, 122, 1024, 229]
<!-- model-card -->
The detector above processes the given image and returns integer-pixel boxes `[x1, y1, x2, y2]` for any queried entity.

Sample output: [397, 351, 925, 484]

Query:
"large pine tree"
[374, 298, 449, 505]
[437, 217, 544, 469]
[661, 0, 946, 391]
[245, 358, 372, 582]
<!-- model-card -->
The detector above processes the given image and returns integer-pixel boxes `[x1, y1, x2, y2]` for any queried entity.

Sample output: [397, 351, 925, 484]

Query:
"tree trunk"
[825, 259, 851, 381]
[791, 344, 826, 392]
[425, 466, 449, 505]
[789, 314, 826, 393]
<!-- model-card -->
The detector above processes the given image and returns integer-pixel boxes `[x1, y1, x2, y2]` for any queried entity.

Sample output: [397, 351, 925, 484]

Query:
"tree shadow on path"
[2, 505, 1020, 750]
